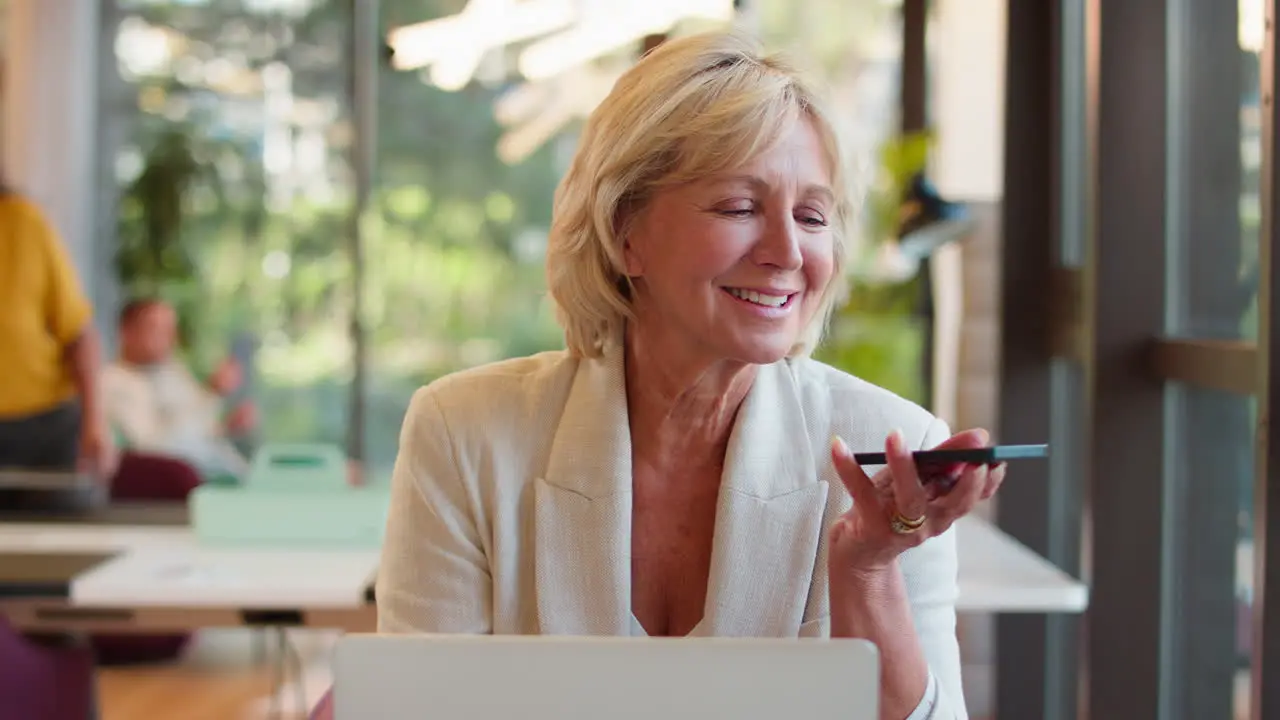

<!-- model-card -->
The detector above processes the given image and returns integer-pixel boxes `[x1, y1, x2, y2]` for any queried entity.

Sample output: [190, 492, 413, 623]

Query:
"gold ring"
[889, 511, 927, 535]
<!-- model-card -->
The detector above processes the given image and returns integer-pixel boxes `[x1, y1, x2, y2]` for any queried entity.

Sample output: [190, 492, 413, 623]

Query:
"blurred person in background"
[0, 186, 202, 676]
[0, 183, 117, 479]
[103, 297, 256, 482]
[104, 297, 368, 488]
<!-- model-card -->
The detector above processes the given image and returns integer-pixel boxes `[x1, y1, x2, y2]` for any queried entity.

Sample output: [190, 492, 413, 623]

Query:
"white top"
[376, 347, 970, 719]
[102, 359, 248, 477]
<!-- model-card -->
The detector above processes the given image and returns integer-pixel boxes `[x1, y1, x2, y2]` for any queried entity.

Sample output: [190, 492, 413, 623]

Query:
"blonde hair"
[545, 29, 853, 359]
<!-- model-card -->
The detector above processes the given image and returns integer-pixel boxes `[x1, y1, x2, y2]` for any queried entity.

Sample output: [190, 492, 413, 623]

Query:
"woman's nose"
[752, 215, 804, 269]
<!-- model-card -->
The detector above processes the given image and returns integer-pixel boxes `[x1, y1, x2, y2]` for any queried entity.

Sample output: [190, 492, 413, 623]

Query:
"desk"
[953, 516, 1088, 613]
[0, 502, 189, 527]
[0, 512, 379, 634]
[0, 512, 1085, 634]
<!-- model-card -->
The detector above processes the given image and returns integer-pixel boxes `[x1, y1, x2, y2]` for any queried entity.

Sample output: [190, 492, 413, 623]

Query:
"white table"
[0, 522, 379, 633]
[0, 514, 1086, 622]
[953, 516, 1088, 613]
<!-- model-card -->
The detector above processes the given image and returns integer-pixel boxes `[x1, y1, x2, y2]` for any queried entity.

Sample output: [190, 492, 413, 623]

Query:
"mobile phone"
[852, 444, 1049, 494]
[852, 444, 1049, 467]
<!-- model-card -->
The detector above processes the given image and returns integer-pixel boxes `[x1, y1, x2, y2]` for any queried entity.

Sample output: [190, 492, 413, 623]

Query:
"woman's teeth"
[727, 288, 789, 308]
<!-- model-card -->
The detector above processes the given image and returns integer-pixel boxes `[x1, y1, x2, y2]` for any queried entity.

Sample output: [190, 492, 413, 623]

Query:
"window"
[1000, 1, 1277, 716]
[100, 0, 915, 481]
[105, 0, 359, 453]
[1164, 3, 1262, 714]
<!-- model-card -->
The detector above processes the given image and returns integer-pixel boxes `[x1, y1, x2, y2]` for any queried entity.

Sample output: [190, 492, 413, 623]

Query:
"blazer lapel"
[534, 351, 632, 636]
[701, 361, 829, 637]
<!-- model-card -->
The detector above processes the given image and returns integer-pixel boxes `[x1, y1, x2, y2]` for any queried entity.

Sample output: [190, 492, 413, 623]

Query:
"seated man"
[103, 299, 256, 481]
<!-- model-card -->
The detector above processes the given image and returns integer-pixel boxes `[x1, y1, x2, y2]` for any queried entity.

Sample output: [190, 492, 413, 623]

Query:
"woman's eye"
[713, 202, 826, 225]
[716, 197, 752, 213]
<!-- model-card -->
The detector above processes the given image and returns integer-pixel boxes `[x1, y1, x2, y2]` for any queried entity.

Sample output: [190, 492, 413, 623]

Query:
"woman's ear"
[621, 234, 644, 277]
[616, 206, 645, 277]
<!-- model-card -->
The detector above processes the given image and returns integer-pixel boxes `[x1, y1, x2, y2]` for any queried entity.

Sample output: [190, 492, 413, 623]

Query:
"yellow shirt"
[0, 194, 92, 418]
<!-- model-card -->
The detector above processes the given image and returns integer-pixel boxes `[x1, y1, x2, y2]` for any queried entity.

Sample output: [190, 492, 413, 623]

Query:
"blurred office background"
[1, 0, 1277, 718]
[6, 0, 926, 482]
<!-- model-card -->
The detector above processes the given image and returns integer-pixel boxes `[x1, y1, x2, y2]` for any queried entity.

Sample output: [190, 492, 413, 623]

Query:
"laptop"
[332, 634, 880, 720]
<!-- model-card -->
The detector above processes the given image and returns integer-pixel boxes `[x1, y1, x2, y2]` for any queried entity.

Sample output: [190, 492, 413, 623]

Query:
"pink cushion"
[310, 687, 335, 720]
[110, 452, 202, 501]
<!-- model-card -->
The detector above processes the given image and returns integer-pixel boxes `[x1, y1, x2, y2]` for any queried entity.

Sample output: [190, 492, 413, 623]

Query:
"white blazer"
[377, 345, 966, 719]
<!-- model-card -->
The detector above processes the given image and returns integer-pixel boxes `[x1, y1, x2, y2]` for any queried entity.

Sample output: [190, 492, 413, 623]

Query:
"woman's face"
[623, 116, 837, 366]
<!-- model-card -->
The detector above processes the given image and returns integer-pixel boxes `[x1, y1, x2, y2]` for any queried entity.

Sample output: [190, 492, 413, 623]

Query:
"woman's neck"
[623, 326, 756, 474]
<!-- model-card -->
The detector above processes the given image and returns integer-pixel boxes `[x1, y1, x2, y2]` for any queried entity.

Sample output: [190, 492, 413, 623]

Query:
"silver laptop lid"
[333, 634, 879, 720]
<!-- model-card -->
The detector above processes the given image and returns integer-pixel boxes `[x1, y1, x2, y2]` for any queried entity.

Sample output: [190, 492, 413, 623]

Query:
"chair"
[108, 450, 203, 502]
[0, 616, 94, 720]
[89, 451, 202, 666]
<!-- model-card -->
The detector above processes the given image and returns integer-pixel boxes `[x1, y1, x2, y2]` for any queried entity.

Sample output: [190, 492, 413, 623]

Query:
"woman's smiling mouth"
[723, 287, 800, 314]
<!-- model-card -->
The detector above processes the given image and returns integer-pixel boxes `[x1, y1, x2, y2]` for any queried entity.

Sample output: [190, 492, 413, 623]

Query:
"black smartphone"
[852, 444, 1049, 495]
[852, 444, 1049, 466]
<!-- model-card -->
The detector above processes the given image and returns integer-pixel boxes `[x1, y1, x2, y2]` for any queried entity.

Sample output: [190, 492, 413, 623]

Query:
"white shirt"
[102, 359, 248, 478]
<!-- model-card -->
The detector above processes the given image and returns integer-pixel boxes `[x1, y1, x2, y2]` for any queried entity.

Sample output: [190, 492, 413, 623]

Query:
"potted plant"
[114, 126, 217, 353]
[815, 132, 934, 404]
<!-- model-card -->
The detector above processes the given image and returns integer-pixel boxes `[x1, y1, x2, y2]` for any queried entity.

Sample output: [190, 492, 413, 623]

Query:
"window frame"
[1001, 0, 1278, 717]
[1253, 1, 1280, 714]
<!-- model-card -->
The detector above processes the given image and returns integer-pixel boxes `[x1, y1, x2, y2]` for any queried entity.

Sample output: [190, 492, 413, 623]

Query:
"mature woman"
[0, 184, 116, 478]
[376, 30, 1003, 719]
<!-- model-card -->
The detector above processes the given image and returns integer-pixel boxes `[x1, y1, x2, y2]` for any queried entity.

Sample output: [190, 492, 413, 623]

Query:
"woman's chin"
[715, 335, 798, 366]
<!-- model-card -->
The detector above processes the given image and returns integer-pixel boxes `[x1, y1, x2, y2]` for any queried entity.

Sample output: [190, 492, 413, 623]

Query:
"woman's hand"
[828, 428, 1005, 577]
[825, 429, 1002, 718]
[78, 420, 120, 484]
[224, 401, 258, 435]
